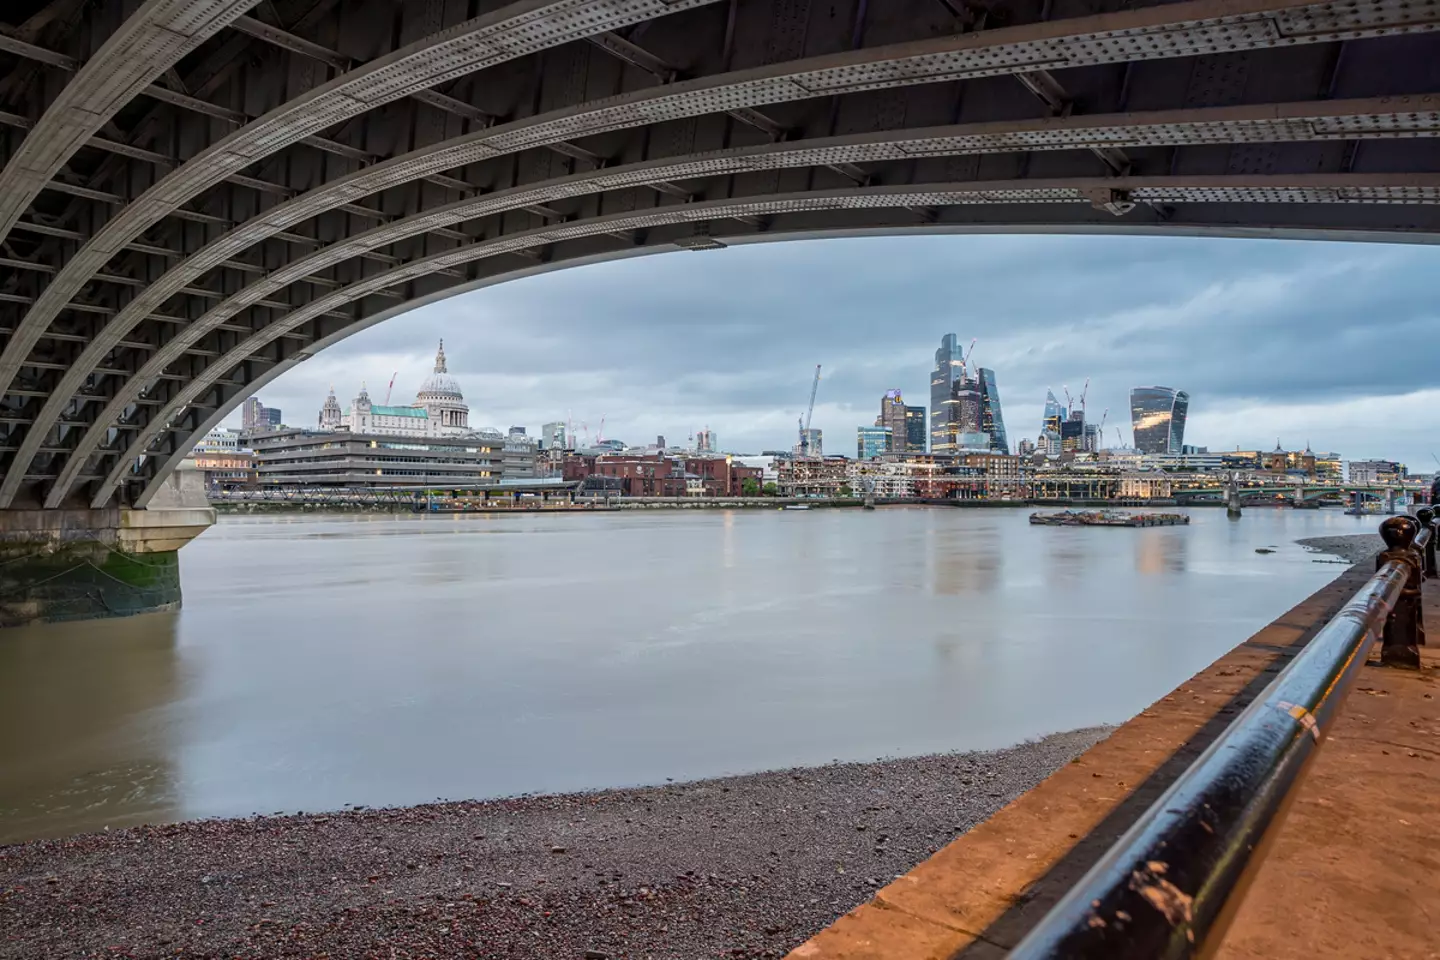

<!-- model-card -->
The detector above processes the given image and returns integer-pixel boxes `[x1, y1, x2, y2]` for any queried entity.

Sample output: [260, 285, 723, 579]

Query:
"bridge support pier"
[1226, 483, 1243, 519]
[1385, 488, 1397, 514]
[0, 462, 213, 628]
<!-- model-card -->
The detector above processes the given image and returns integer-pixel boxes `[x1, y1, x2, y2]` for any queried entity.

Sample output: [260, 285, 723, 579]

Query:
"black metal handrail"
[1009, 516, 1429, 960]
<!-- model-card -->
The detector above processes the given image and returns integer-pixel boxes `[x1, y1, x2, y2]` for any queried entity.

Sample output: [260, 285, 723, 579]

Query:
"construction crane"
[1062, 385, 1073, 416]
[961, 337, 977, 377]
[596, 415, 606, 443]
[1079, 378, 1090, 417]
[798, 364, 821, 456]
[383, 371, 397, 405]
[1097, 407, 1108, 438]
[1114, 426, 1126, 449]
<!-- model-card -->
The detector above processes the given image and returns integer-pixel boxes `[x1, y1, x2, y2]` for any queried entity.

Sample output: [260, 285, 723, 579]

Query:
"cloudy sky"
[238, 233, 1440, 468]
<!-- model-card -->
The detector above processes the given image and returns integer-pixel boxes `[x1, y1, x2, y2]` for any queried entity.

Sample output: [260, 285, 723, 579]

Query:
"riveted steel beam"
[0, 0, 263, 245]
[230, 14, 352, 69]
[586, 30, 676, 81]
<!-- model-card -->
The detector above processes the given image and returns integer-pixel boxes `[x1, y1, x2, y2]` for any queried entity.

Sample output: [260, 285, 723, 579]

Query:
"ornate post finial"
[1379, 515, 1418, 550]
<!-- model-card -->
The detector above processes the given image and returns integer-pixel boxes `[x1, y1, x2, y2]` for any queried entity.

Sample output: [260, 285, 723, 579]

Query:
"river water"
[0, 506, 1374, 842]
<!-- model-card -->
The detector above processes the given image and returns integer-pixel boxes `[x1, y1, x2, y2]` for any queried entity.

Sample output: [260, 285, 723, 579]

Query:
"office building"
[241, 397, 282, 432]
[878, 390, 906, 452]
[877, 390, 927, 454]
[193, 427, 244, 452]
[1060, 414, 1086, 452]
[1041, 390, 1065, 435]
[1347, 459, 1406, 484]
[977, 367, 1008, 453]
[929, 333, 967, 454]
[1129, 386, 1190, 454]
[541, 421, 567, 451]
[952, 375, 989, 450]
[253, 429, 506, 487]
[857, 425, 892, 460]
[696, 428, 715, 453]
[502, 433, 539, 478]
[904, 405, 926, 452]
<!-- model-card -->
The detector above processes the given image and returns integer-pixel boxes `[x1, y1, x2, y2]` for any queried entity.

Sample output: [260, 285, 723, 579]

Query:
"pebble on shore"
[1296, 533, 1384, 566]
[0, 728, 1109, 960]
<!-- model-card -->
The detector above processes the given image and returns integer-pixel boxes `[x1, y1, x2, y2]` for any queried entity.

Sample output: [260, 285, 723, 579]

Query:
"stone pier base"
[0, 463, 214, 627]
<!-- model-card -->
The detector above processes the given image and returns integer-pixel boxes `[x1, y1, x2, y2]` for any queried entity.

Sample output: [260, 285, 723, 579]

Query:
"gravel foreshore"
[1296, 533, 1384, 565]
[1, 728, 1108, 960]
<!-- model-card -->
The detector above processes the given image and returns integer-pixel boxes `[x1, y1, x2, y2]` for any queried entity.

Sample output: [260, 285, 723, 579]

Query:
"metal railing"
[1010, 512, 1434, 960]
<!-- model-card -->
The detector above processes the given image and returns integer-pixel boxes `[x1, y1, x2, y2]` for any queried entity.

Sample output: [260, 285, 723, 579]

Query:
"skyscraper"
[241, 397, 263, 431]
[929, 334, 966, 455]
[1041, 390, 1065, 436]
[904, 405, 926, 452]
[954, 375, 984, 444]
[241, 396, 282, 432]
[878, 389, 907, 453]
[1129, 386, 1190, 454]
[1060, 413, 1086, 452]
[977, 368, 1008, 453]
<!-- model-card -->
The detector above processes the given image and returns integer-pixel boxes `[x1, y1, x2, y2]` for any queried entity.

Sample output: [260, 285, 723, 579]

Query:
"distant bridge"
[1172, 483, 1420, 501]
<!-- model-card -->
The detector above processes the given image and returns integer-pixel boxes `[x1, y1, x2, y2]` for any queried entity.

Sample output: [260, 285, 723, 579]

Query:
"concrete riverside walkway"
[787, 564, 1440, 960]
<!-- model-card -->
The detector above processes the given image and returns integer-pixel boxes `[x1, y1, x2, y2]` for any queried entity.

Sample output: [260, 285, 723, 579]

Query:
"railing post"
[1417, 506, 1438, 579]
[1376, 516, 1424, 667]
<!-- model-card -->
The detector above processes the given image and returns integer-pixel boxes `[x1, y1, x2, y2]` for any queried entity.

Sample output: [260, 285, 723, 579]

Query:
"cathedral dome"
[416, 339, 463, 400]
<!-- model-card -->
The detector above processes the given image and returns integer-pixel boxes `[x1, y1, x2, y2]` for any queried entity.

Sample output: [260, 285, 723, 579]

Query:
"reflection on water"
[1135, 528, 1190, 576]
[0, 506, 1371, 842]
[0, 614, 183, 840]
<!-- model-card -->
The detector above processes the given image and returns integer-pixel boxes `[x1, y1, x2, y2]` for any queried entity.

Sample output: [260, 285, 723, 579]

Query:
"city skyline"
[231, 233, 1440, 465]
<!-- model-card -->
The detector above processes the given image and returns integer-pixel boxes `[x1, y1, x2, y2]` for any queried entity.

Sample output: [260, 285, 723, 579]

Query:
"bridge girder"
[1, 0, 1439, 507]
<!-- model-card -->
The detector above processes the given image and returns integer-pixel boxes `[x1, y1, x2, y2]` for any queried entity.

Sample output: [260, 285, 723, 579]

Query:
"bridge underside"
[1, 0, 1440, 510]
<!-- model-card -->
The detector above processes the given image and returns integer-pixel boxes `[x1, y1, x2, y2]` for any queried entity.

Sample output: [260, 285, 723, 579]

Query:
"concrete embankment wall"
[788, 566, 1382, 959]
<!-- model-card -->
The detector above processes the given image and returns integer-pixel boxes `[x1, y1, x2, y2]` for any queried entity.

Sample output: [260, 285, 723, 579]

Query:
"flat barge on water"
[1029, 510, 1190, 527]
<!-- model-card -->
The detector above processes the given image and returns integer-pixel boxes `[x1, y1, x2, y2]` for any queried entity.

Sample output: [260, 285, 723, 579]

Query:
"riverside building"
[260, 340, 532, 488]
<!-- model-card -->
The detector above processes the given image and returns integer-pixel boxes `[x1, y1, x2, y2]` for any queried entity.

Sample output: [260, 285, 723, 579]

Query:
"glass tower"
[1129, 386, 1190, 454]
[929, 334, 966, 454]
[978, 368, 1008, 453]
[857, 426, 892, 460]
[904, 405, 926, 452]
[1041, 389, 1065, 435]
